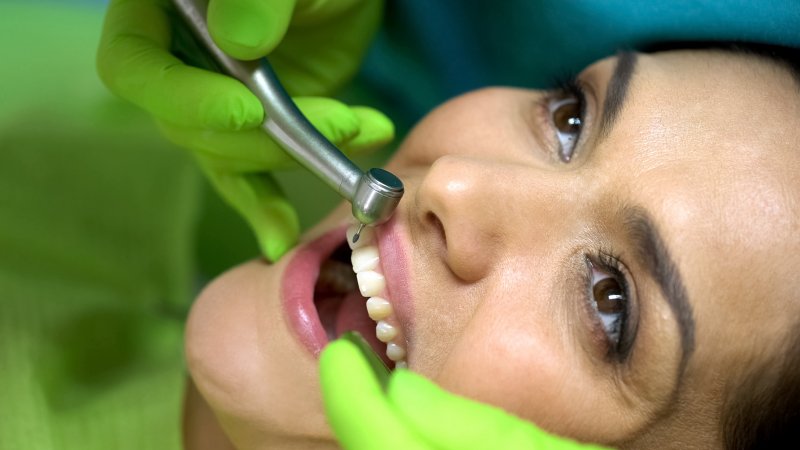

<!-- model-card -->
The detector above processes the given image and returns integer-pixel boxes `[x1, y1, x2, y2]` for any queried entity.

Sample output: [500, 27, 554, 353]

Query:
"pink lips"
[281, 219, 414, 359]
[281, 227, 345, 357]
[376, 217, 415, 343]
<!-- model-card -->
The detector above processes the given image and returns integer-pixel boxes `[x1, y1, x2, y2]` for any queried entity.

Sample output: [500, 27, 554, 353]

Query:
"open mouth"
[313, 239, 395, 368]
[283, 224, 408, 369]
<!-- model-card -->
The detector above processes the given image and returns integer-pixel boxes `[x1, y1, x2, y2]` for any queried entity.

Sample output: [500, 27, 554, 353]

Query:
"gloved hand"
[320, 334, 611, 450]
[96, 0, 392, 261]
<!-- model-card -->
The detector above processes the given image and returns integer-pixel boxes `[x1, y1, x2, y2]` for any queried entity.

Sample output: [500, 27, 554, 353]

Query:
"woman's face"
[185, 49, 800, 449]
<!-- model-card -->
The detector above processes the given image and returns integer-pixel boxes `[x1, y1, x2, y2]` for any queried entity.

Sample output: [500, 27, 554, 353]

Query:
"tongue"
[335, 292, 392, 366]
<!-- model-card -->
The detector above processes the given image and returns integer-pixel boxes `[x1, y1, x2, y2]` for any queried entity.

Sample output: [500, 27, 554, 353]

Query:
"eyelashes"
[546, 75, 587, 162]
[552, 75, 585, 101]
[544, 75, 638, 364]
[584, 251, 638, 363]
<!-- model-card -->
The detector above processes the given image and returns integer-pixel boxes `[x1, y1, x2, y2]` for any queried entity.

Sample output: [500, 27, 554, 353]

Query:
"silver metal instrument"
[173, 0, 404, 241]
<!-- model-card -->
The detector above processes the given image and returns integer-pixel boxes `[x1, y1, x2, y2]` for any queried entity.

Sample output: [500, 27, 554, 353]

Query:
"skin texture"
[183, 50, 800, 449]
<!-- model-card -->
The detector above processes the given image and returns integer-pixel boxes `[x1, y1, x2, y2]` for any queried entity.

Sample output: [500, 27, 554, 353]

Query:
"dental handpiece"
[172, 0, 404, 242]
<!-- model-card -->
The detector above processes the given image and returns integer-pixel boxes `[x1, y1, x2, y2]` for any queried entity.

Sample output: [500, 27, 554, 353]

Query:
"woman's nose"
[414, 155, 571, 283]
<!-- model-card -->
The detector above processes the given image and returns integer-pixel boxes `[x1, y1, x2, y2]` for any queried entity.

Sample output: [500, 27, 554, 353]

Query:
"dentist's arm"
[320, 335, 611, 450]
[96, 0, 393, 261]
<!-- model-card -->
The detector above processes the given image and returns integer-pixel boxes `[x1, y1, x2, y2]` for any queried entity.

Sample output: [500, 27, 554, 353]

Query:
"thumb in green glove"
[159, 96, 393, 260]
[97, 0, 392, 261]
[320, 334, 611, 450]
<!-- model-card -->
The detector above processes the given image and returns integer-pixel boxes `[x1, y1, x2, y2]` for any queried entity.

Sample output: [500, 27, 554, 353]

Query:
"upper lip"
[375, 216, 415, 347]
[280, 214, 415, 362]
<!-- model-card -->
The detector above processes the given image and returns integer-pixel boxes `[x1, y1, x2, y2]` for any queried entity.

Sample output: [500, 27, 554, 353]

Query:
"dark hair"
[722, 322, 800, 449]
[733, 42, 800, 87]
[643, 40, 800, 88]
[644, 40, 800, 449]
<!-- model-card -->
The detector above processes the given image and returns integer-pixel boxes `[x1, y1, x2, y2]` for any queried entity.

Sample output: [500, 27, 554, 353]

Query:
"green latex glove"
[320, 334, 612, 450]
[96, 0, 392, 261]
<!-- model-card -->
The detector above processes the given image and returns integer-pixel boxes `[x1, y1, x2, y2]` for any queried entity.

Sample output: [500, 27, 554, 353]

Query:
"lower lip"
[281, 227, 345, 357]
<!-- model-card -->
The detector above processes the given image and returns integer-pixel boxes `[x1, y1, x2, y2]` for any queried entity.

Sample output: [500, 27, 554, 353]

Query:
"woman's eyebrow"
[599, 51, 638, 140]
[623, 206, 696, 381]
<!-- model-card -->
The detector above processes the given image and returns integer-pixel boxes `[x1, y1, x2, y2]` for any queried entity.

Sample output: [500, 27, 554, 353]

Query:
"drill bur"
[352, 223, 366, 244]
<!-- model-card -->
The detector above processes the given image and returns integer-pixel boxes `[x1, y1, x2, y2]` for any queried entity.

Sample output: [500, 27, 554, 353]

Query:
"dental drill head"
[350, 169, 404, 242]
[173, 0, 404, 242]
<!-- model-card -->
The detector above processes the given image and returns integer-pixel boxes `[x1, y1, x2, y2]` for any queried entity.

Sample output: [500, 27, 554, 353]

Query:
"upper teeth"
[366, 297, 392, 320]
[347, 223, 408, 368]
[375, 321, 397, 342]
[351, 246, 380, 272]
[355, 271, 385, 297]
[347, 225, 375, 250]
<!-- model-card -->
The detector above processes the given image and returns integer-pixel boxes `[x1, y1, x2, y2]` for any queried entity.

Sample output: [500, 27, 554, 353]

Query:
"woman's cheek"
[185, 263, 267, 422]
[185, 258, 338, 448]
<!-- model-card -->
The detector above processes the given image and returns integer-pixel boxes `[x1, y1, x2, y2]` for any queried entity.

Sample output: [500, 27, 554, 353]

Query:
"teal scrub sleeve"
[359, 0, 800, 129]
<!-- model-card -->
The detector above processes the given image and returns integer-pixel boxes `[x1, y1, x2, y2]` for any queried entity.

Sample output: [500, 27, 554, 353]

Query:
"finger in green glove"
[157, 98, 393, 173]
[97, 0, 384, 127]
[163, 97, 392, 261]
[207, 0, 384, 95]
[320, 335, 612, 450]
[97, 0, 392, 261]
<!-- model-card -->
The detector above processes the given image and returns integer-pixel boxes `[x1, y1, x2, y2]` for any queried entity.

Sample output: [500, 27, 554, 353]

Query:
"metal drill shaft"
[173, 0, 404, 227]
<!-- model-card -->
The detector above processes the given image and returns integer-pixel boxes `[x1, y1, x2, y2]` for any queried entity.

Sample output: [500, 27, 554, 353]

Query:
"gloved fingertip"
[295, 97, 361, 144]
[319, 339, 381, 399]
[387, 369, 435, 404]
[319, 338, 355, 374]
[355, 107, 396, 138]
[260, 225, 298, 262]
[262, 240, 287, 263]
[263, 215, 299, 262]
[340, 107, 396, 153]
[208, 0, 294, 59]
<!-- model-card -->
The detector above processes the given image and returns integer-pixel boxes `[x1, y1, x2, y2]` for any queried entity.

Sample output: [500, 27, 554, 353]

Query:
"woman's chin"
[183, 203, 384, 447]
[184, 256, 336, 448]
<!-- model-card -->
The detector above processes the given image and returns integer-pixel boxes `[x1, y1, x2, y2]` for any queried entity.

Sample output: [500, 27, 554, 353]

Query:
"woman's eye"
[548, 83, 585, 162]
[588, 261, 629, 353]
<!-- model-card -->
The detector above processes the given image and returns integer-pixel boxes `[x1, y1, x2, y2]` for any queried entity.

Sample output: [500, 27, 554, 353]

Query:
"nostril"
[425, 209, 492, 283]
[425, 211, 446, 248]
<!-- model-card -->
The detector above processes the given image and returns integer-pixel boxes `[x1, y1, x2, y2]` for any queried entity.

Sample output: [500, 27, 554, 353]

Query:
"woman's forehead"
[600, 48, 799, 221]
[606, 48, 800, 355]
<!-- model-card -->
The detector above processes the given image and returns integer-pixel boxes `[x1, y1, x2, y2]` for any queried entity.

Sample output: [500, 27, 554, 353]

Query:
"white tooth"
[351, 245, 380, 273]
[347, 224, 375, 249]
[356, 271, 385, 297]
[375, 320, 397, 342]
[386, 342, 406, 362]
[394, 361, 408, 369]
[366, 297, 392, 321]
[386, 342, 406, 361]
